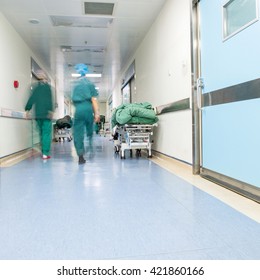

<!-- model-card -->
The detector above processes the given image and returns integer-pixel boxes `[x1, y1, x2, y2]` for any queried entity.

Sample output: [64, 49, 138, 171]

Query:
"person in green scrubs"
[71, 64, 100, 164]
[25, 70, 54, 159]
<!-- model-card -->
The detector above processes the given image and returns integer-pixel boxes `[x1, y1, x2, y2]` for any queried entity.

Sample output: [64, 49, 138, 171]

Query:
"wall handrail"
[155, 98, 190, 115]
[0, 108, 28, 119]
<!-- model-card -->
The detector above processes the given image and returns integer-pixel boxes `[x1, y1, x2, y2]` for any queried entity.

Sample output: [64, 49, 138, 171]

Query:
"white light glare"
[71, 73, 102, 78]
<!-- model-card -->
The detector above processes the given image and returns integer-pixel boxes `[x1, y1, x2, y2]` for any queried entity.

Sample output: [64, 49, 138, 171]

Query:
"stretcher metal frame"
[114, 124, 157, 159]
[54, 127, 72, 142]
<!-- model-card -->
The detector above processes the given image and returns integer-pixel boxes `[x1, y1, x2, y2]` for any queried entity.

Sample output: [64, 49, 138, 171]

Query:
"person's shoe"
[78, 155, 86, 164]
[42, 155, 51, 160]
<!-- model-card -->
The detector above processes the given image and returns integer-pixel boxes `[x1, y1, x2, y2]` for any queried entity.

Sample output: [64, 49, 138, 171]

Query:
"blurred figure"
[71, 63, 100, 164]
[25, 70, 54, 159]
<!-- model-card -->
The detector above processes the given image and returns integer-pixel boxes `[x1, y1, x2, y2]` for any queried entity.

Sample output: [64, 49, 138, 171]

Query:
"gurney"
[111, 102, 158, 159]
[111, 102, 158, 128]
[54, 115, 73, 142]
[114, 124, 157, 159]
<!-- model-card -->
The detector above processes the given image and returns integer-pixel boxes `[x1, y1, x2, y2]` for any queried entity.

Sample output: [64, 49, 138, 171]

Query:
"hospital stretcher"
[114, 124, 157, 159]
[54, 127, 72, 142]
[54, 115, 73, 142]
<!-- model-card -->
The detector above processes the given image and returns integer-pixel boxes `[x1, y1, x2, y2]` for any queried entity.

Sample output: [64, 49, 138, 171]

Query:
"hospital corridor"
[0, 0, 260, 262]
[0, 136, 260, 260]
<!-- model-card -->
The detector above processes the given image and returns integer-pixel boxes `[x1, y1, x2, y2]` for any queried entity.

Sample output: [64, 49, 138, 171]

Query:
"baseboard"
[0, 148, 40, 167]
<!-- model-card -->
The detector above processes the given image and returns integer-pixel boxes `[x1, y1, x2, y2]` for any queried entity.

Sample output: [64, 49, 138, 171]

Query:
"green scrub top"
[25, 81, 53, 119]
[71, 77, 98, 117]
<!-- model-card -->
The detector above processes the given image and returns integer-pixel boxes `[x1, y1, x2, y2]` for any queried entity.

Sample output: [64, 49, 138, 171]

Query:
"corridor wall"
[116, 0, 193, 164]
[0, 13, 31, 158]
[0, 13, 51, 158]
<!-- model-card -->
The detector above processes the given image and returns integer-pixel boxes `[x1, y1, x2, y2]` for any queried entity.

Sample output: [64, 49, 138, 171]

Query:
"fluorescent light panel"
[86, 73, 102, 77]
[72, 73, 102, 78]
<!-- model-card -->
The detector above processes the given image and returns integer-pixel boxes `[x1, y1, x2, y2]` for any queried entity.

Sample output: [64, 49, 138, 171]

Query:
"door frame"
[190, 0, 202, 175]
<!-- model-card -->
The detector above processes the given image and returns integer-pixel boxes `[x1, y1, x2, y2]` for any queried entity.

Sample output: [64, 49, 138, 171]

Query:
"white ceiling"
[0, 0, 167, 101]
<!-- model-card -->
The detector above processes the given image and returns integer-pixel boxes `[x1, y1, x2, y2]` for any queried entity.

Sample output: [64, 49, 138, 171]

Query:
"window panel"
[223, 0, 258, 40]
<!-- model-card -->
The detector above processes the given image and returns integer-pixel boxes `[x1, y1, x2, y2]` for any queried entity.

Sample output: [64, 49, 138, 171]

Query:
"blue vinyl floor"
[0, 136, 259, 260]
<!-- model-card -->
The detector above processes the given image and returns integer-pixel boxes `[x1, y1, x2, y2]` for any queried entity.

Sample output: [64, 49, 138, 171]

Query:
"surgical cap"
[75, 63, 89, 76]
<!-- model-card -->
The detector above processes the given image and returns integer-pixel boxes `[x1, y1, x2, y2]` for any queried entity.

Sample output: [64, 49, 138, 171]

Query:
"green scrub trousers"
[73, 101, 94, 156]
[36, 119, 52, 156]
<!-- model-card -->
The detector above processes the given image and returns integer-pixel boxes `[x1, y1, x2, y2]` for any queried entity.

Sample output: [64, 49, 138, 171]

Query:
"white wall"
[99, 102, 107, 117]
[112, 0, 193, 163]
[0, 12, 54, 158]
[55, 68, 65, 119]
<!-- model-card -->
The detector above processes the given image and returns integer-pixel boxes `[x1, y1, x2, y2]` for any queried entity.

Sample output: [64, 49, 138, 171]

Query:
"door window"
[223, 0, 258, 40]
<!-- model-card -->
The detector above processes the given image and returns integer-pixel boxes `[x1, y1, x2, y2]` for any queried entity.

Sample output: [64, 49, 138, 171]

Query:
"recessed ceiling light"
[29, 18, 40, 24]
[71, 73, 102, 78]
[86, 73, 102, 78]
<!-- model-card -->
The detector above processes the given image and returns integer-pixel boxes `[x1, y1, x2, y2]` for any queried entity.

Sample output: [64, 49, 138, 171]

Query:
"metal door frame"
[190, 0, 202, 175]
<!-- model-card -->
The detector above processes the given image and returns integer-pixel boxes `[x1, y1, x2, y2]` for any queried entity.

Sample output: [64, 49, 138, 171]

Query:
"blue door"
[198, 0, 260, 200]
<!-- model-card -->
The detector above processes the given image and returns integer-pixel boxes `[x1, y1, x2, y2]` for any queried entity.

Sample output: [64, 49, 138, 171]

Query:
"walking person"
[25, 70, 54, 159]
[71, 63, 100, 164]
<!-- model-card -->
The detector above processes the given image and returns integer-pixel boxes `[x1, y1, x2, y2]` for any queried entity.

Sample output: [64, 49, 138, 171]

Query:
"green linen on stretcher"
[111, 102, 158, 128]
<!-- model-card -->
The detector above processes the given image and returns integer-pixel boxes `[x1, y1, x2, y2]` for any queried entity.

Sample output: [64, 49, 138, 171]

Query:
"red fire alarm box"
[14, 80, 19, 88]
